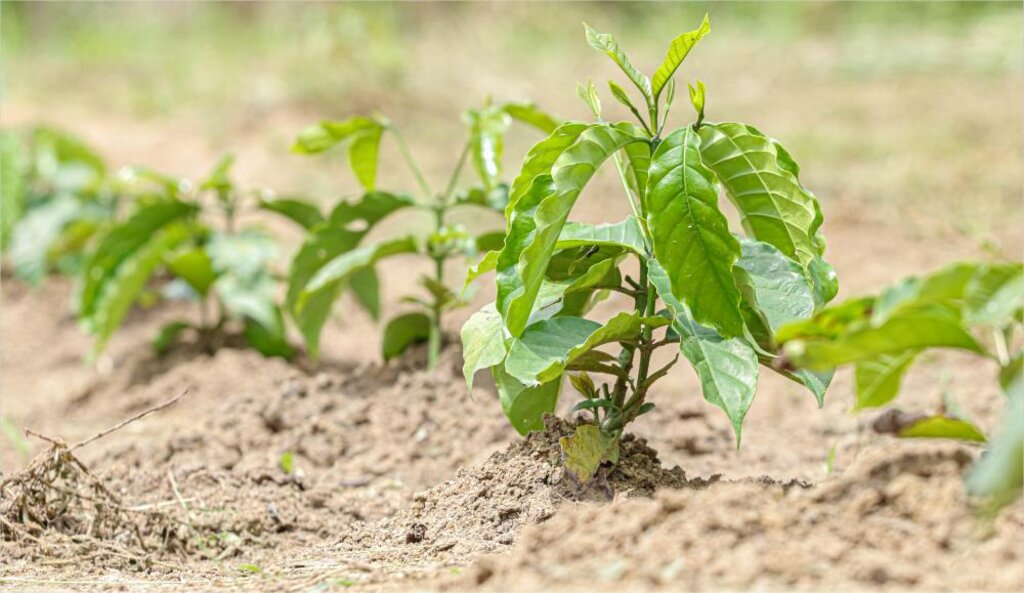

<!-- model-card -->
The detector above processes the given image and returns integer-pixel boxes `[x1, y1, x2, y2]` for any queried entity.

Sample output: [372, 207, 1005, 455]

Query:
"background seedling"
[286, 102, 558, 367]
[780, 261, 1024, 511]
[76, 156, 295, 359]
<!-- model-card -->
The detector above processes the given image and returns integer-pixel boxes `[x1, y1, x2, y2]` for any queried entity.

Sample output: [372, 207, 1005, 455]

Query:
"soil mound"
[469, 441, 1024, 592]
[337, 417, 694, 560]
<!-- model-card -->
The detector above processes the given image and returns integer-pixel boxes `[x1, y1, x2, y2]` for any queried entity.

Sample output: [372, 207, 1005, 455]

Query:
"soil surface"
[1, 278, 1021, 592]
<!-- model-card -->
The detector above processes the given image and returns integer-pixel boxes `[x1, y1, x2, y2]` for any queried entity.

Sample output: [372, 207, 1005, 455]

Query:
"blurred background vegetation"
[2, 1, 1021, 283]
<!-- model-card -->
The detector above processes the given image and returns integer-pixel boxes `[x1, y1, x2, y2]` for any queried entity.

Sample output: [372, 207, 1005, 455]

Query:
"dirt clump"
[468, 441, 1024, 592]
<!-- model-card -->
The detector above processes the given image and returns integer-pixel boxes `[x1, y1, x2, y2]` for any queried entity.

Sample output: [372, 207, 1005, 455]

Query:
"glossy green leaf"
[506, 313, 649, 385]
[964, 263, 1023, 327]
[78, 199, 197, 324]
[349, 267, 381, 320]
[735, 238, 815, 333]
[90, 223, 191, 355]
[166, 247, 215, 297]
[897, 414, 986, 442]
[621, 136, 652, 200]
[699, 123, 824, 267]
[348, 123, 384, 190]
[651, 14, 710, 100]
[854, 351, 918, 410]
[501, 102, 560, 134]
[556, 217, 647, 254]
[871, 262, 977, 323]
[808, 255, 839, 308]
[292, 117, 386, 191]
[152, 321, 191, 355]
[492, 364, 561, 435]
[259, 197, 324, 229]
[460, 303, 507, 390]
[498, 123, 644, 337]
[474, 230, 505, 254]
[647, 127, 745, 338]
[583, 24, 652, 106]
[650, 259, 758, 443]
[507, 122, 589, 216]
[382, 312, 432, 361]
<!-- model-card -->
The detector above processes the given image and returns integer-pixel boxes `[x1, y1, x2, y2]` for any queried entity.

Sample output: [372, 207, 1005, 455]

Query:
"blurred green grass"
[2, 1, 1021, 254]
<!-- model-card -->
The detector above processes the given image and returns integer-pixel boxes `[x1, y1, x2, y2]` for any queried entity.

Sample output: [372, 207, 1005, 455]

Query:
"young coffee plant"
[1, 127, 118, 284]
[461, 15, 840, 480]
[779, 261, 1023, 511]
[76, 156, 294, 360]
[286, 101, 558, 367]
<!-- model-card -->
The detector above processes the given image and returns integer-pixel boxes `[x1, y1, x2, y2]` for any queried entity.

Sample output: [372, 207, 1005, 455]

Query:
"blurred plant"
[76, 156, 294, 360]
[461, 15, 840, 482]
[285, 100, 558, 367]
[780, 261, 1024, 511]
[1, 127, 119, 284]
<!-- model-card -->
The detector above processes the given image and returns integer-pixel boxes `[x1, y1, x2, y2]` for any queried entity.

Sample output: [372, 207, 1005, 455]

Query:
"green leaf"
[453, 184, 510, 212]
[348, 124, 384, 190]
[498, 123, 645, 337]
[259, 197, 324, 229]
[492, 364, 561, 435]
[651, 14, 711, 100]
[90, 223, 191, 355]
[897, 414, 987, 443]
[577, 79, 602, 119]
[583, 24, 652, 107]
[965, 263, 1023, 327]
[294, 237, 419, 358]
[349, 267, 381, 320]
[217, 272, 279, 331]
[465, 106, 512, 191]
[200, 153, 235, 194]
[501, 102, 560, 134]
[647, 127, 745, 338]
[382, 312, 432, 361]
[508, 122, 589, 215]
[1, 132, 27, 249]
[608, 80, 645, 123]
[506, 313, 650, 385]
[556, 216, 647, 254]
[207, 229, 277, 282]
[699, 123, 825, 267]
[152, 321, 191, 355]
[460, 303, 507, 390]
[967, 394, 1023, 510]
[559, 424, 618, 484]
[165, 247, 215, 297]
[621, 136, 652, 199]
[243, 309, 295, 360]
[872, 262, 977, 323]
[474, 231, 505, 254]
[854, 351, 918, 410]
[688, 80, 706, 120]
[808, 255, 839, 308]
[999, 354, 1023, 400]
[464, 250, 500, 290]
[292, 117, 386, 191]
[279, 451, 295, 475]
[783, 303, 983, 371]
[650, 259, 758, 444]
[78, 199, 197, 324]
[8, 196, 83, 284]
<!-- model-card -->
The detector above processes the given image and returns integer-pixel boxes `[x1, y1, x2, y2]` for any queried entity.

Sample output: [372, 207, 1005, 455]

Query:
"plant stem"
[427, 205, 445, 370]
[389, 125, 434, 200]
[442, 141, 471, 201]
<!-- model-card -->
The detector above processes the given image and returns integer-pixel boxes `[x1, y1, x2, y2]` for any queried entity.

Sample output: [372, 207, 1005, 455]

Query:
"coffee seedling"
[462, 15, 840, 481]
